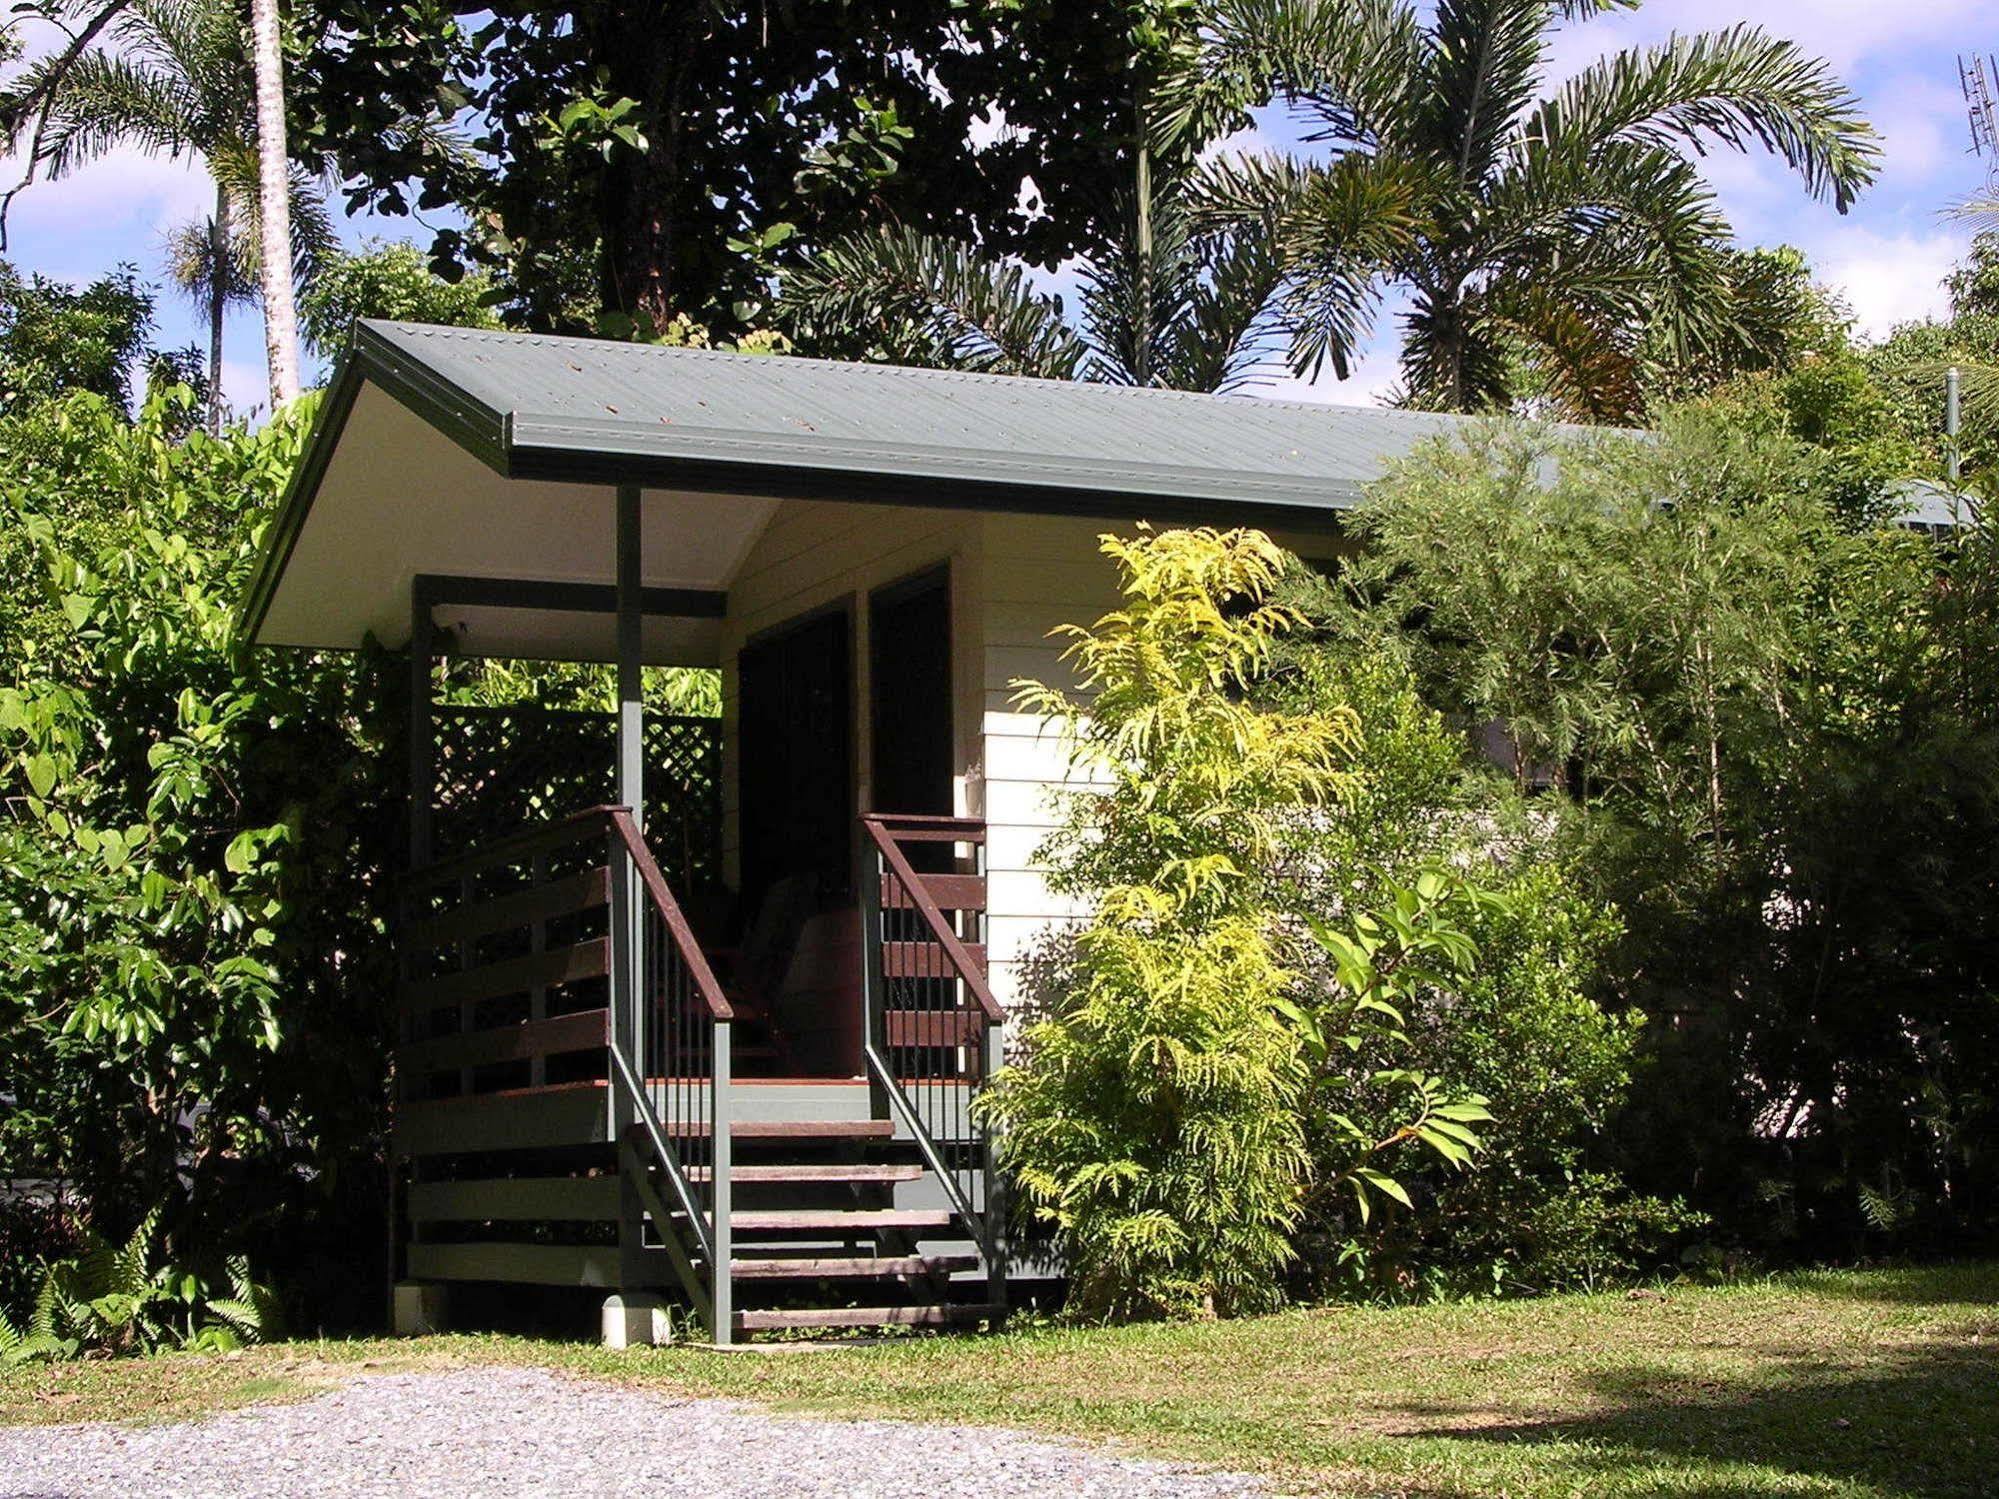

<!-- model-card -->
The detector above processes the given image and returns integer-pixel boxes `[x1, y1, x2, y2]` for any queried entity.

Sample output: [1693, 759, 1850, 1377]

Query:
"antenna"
[1964, 52, 1999, 190]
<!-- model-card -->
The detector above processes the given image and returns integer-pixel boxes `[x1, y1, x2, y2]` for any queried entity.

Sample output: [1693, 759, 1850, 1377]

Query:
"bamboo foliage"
[984, 526, 1494, 1317]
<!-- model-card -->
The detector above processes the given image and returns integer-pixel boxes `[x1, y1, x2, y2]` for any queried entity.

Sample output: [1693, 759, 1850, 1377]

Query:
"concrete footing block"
[392, 1280, 448, 1336]
[601, 1292, 674, 1349]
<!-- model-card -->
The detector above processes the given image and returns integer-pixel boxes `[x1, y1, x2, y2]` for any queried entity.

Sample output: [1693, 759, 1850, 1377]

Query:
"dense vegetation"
[3, 0, 1997, 1339]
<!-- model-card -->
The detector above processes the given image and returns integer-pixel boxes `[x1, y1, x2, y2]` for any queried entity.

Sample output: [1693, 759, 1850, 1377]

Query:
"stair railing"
[604, 806, 735, 1343]
[858, 813, 1006, 1291]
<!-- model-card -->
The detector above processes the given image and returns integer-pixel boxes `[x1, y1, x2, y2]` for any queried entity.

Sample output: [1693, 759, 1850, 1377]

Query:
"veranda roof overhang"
[239, 320, 1483, 664]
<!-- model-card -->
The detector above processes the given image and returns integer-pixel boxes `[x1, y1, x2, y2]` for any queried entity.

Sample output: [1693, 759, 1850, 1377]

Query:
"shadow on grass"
[1400, 1327, 1999, 1498]
[1772, 1261, 1999, 1308]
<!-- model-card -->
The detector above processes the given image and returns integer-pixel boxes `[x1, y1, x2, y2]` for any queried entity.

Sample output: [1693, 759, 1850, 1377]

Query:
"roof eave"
[502, 421, 1361, 530]
[234, 322, 512, 647]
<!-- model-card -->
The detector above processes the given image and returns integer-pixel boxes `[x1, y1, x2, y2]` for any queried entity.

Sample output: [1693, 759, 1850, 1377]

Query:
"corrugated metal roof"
[354, 319, 1489, 512]
[1888, 477, 1976, 530]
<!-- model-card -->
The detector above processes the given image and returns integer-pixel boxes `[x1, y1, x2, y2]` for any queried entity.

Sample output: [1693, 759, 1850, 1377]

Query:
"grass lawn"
[4, 1263, 1994, 1497]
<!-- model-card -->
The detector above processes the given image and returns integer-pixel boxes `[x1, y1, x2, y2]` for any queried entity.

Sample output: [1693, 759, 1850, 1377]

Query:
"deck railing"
[858, 813, 1006, 1286]
[399, 806, 734, 1341]
[604, 807, 734, 1341]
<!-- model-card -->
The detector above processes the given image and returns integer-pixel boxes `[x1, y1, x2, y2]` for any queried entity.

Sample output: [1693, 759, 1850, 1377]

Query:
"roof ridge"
[362, 318, 1442, 422]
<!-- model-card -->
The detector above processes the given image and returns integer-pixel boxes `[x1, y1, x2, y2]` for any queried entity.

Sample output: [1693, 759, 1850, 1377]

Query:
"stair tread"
[730, 1208, 957, 1231]
[663, 1119, 896, 1139]
[684, 1164, 924, 1184]
[734, 1303, 999, 1331]
[731, 1253, 981, 1280]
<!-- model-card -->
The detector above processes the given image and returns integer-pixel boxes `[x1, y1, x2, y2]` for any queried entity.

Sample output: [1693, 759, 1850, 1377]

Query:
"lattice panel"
[431, 705, 722, 891]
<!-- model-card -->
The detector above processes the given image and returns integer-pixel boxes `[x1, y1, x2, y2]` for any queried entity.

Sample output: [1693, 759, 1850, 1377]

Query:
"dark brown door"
[870, 568, 954, 823]
[738, 606, 852, 916]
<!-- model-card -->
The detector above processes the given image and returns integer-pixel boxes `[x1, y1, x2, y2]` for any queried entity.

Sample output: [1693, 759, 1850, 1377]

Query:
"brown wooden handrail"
[605, 806, 735, 1023]
[862, 811, 987, 843]
[861, 816, 1004, 1024]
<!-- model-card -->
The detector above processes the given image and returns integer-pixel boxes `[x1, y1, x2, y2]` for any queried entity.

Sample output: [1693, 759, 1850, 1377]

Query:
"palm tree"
[248, 0, 297, 408]
[1157, 0, 1882, 418]
[781, 115, 1425, 392]
[779, 0, 1420, 394]
[1, 0, 335, 422]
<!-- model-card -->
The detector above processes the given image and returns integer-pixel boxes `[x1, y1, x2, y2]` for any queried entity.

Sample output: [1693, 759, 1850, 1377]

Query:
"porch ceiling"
[249, 380, 777, 664]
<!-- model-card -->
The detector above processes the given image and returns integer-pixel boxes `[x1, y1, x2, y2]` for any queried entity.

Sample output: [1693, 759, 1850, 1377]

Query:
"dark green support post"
[612, 484, 647, 1295]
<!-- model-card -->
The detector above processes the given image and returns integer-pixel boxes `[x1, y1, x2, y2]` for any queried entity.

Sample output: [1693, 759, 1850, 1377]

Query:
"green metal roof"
[341, 318, 1490, 513]
[241, 319, 1517, 652]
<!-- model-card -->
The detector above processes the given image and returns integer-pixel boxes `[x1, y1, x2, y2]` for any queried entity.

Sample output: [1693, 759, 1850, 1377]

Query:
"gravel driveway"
[0, 1367, 1277, 1498]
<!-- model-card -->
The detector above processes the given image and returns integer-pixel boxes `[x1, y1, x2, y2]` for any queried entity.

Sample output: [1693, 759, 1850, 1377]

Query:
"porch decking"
[393, 807, 1006, 1343]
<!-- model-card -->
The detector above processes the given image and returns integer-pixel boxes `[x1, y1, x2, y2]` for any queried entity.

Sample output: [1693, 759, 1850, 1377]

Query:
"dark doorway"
[737, 605, 852, 917]
[870, 567, 954, 825]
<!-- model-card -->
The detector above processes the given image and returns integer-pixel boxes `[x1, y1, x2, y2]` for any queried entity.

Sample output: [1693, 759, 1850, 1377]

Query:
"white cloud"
[1545, 0, 1989, 79]
[1817, 225, 1972, 337]
[1, 143, 214, 250]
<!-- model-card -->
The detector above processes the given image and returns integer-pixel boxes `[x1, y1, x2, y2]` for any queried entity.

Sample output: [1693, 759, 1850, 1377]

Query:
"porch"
[395, 803, 1004, 1343]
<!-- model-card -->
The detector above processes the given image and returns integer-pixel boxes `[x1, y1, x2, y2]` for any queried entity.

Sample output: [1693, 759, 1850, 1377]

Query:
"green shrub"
[1265, 568, 1697, 1297]
[0, 386, 399, 1328]
[986, 527, 1492, 1318]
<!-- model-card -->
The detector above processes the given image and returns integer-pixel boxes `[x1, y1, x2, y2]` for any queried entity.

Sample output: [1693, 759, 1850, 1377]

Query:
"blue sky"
[1, 0, 1993, 415]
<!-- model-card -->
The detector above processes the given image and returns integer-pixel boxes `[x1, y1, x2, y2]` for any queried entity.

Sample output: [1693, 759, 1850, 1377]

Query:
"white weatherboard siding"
[972, 515, 1349, 1016]
[976, 515, 1121, 1016]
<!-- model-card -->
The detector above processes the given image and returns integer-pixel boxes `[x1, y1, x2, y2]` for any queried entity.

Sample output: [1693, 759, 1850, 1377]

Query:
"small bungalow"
[239, 320, 1503, 1344]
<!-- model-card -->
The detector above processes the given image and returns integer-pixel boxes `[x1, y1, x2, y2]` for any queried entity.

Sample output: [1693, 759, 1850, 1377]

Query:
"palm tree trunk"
[1131, 94, 1153, 387]
[207, 182, 228, 434]
[250, 0, 300, 409]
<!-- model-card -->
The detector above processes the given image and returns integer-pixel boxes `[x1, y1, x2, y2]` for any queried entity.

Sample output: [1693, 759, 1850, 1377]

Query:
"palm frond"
[1420, 0, 1554, 184]
[1078, 187, 1205, 386]
[206, 142, 338, 288]
[163, 214, 258, 314]
[1154, 0, 1424, 153]
[1952, 196, 1999, 234]
[1518, 23, 1880, 212]
[1278, 152, 1429, 379]
[10, 47, 205, 176]
[1481, 136, 1732, 351]
[1488, 278, 1644, 421]
[1192, 149, 1424, 380]
[778, 227, 1086, 379]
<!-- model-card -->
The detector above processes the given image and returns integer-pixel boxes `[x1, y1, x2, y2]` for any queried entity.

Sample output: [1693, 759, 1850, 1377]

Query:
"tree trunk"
[1131, 95, 1153, 387]
[207, 182, 229, 434]
[250, 0, 300, 408]
[590, 8, 694, 332]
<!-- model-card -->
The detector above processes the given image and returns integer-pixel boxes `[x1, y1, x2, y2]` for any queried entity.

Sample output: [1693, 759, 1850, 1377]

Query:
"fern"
[1, 1206, 278, 1362]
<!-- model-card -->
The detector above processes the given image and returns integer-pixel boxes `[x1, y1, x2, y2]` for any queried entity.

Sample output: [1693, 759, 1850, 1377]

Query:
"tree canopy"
[293, 0, 1162, 336]
[1159, 0, 1880, 417]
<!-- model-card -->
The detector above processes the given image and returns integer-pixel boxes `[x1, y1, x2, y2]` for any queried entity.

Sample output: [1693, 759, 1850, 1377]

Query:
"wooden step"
[734, 1303, 998, 1331]
[732, 1253, 980, 1280]
[665, 1118, 897, 1140]
[730, 1208, 956, 1232]
[683, 1163, 924, 1184]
